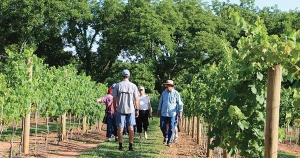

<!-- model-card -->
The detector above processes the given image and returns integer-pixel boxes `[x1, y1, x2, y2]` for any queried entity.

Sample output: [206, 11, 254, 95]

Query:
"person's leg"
[106, 115, 113, 141]
[123, 119, 127, 135]
[143, 110, 149, 139]
[160, 116, 169, 143]
[136, 112, 142, 138]
[127, 110, 136, 151]
[117, 113, 125, 150]
[167, 116, 176, 146]
[112, 114, 118, 141]
[173, 115, 178, 142]
[173, 126, 178, 143]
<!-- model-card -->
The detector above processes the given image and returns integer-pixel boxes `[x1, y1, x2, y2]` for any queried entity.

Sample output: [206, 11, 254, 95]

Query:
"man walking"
[112, 69, 139, 151]
[157, 80, 183, 147]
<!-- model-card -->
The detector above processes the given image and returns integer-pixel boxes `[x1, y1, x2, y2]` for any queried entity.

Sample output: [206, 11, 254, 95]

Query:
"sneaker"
[115, 137, 118, 142]
[106, 138, 111, 142]
[144, 132, 148, 139]
[167, 143, 172, 147]
[139, 133, 142, 139]
[173, 136, 178, 143]
[163, 138, 167, 144]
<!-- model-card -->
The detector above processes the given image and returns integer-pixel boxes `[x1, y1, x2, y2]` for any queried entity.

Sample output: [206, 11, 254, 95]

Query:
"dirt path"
[278, 142, 300, 157]
[1, 123, 299, 158]
[162, 130, 300, 158]
[162, 131, 207, 158]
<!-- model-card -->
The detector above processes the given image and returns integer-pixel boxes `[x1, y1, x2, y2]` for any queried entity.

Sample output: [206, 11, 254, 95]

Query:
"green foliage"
[0, 46, 107, 127]
[181, 10, 300, 157]
[278, 128, 285, 143]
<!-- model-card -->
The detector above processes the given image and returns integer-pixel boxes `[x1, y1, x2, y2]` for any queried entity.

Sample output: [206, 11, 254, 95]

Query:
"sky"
[212, 0, 299, 11]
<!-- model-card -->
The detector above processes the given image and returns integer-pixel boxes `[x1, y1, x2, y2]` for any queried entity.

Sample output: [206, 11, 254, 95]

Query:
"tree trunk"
[82, 116, 87, 134]
[61, 112, 67, 141]
[265, 65, 282, 158]
[23, 57, 32, 154]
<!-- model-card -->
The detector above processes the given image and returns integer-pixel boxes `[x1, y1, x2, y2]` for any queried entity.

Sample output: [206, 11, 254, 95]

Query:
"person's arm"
[148, 97, 152, 117]
[177, 92, 183, 120]
[113, 97, 117, 114]
[134, 88, 139, 118]
[96, 96, 105, 103]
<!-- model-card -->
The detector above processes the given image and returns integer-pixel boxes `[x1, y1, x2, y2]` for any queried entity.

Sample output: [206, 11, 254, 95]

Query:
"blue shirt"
[158, 89, 183, 117]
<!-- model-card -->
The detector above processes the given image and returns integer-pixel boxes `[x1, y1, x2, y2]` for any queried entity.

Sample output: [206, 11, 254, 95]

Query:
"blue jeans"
[160, 115, 176, 144]
[106, 114, 117, 138]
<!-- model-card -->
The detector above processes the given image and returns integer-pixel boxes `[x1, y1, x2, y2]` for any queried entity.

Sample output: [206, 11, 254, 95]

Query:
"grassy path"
[79, 117, 168, 158]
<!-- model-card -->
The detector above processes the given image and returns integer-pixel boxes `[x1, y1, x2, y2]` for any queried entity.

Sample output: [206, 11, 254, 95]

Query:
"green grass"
[79, 95, 166, 158]
[79, 117, 167, 158]
[278, 151, 300, 158]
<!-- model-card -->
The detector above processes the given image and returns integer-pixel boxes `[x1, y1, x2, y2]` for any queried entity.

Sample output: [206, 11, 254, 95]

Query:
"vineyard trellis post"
[23, 57, 33, 154]
[265, 64, 282, 158]
[207, 125, 213, 158]
[197, 117, 201, 145]
[192, 117, 196, 139]
[82, 116, 87, 134]
[61, 112, 67, 141]
[223, 149, 230, 158]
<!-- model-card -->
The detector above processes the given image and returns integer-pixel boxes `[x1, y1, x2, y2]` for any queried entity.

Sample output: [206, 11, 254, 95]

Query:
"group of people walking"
[96, 69, 183, 151]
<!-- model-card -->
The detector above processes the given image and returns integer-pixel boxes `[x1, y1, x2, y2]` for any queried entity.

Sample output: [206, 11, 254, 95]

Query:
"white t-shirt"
[138, 95, 150, 110]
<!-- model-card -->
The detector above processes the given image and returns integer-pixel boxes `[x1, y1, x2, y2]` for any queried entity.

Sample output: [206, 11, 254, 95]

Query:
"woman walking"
[96, 87, 118, 142]
[136, 86, 152, 139]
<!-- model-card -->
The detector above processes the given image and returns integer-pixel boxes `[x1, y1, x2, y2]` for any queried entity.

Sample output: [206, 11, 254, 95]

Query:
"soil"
[162, 131, 207, 158]
[1, 121, 299, 158]
[163, 131, 300, 158]
[278, 141, 300, 157]
[0, 120, 106, 158]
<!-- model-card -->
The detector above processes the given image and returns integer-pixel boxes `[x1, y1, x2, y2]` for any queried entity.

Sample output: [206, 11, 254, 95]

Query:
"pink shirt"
[98, 94, 114, 117]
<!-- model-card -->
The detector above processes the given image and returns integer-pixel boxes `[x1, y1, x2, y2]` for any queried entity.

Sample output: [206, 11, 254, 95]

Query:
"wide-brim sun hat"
[163, 80, 174, 86]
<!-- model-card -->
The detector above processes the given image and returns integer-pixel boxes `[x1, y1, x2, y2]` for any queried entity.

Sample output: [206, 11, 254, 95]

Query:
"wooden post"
[184, 118, 187, 132]
[187, 118, 191, 135]
[22, 58, 32, 154]
[197, 117, 201, 145]
[298, 132, 300, 146]
[82, 116, 87, 134]
[207, 125, 213, 158]
[61, 112, 67, 141]
[223, 149, 230, 158]
[265, 65, 282, 158]
[192, 117, 196, 139]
